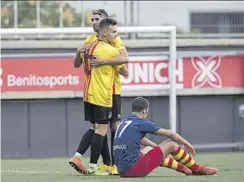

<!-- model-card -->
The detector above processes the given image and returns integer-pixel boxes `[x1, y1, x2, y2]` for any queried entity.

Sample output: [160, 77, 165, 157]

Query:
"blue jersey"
[113, 115, 160, 173]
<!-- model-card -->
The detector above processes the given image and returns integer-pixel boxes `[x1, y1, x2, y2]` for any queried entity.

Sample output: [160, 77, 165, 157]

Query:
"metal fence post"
[14, 1, 18, 28]
[36, 1, 40, 28]
[59, 1, 63, 27]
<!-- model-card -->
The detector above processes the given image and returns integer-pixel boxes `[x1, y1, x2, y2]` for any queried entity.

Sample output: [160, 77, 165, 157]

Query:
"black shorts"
[84, 102, 111, 124]
[110, 94, 121, 122]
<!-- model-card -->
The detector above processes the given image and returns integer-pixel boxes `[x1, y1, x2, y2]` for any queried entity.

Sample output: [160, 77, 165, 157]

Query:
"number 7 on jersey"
[115, 120, 132, 139]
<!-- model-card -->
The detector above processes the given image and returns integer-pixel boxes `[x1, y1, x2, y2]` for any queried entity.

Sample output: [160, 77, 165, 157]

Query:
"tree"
[1, 1, 14, 28]
[18, 1, 37, 28]
[62, 3, 82, 27]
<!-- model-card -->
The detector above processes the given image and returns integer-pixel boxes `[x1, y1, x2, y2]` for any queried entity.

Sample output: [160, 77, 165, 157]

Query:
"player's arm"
[74, 44, 91, 68]
[139, 120, 195, 156]
[112, 49, 129, 76]
[73, 37, 92, 68]
[73, 51, 83, 68]
[141, 137, 157, 148]
[139, 120, 190, 146]
[156, 129, 188, 145]
[91, 37, 129, 67]
[156, 128, 196, 156]
[103, 49, 129, 65]
[91, 51, 128, 67]
[156, 128, 191, 147]
[74, 45, 84, 68]
[102, 36, 129, 65]
[118, 65, 129, 76]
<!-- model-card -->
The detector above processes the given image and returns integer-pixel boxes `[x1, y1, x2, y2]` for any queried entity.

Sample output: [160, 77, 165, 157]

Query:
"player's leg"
[109, 120, 119, 175]
[99, 133, 112, 173]
[98, 95, 121, 175]
[109, 94, 121, 175]
[88, 105, 111, 175]
[158, 140, 218, 175]
[99, 109, 112, 173]
[160, 156, 192, 175]
[121, 139, 217, 177]
[140, 145, 191, 175]
[69, 102, 95, 174]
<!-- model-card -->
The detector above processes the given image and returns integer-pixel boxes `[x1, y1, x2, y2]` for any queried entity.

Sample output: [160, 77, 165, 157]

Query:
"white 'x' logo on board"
[191, 56, 222, 88]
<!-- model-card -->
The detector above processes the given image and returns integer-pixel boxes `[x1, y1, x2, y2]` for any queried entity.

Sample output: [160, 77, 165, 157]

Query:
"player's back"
[113, 115, 160, 173]
[110, 36, 125, 95]
[113, 115, 147, 173]
[84, 34, 97, 44]
[84, 34, 125, 95]
[84, 33, 123, 47]
[83, 40, 122, 107]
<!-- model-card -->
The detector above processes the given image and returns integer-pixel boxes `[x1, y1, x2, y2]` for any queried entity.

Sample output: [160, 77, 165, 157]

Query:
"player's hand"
[184, 143, 196, 157]
[77, 44, 91, 53]
[90, 57, 105, 67]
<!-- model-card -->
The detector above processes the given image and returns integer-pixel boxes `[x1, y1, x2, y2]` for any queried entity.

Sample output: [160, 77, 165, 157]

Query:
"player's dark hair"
[99, 18, 117, 30]
[92, 9, 108, 18]
[132, 97, 149, 112]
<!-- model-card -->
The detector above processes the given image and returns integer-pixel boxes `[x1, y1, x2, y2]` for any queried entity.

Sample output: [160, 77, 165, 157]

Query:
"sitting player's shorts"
[84, 102, 111, 124]
[120, 146, 163, 177]
[110, 94, 121, 122]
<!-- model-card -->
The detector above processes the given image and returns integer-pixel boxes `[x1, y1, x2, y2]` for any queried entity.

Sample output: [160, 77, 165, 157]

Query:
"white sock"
[74, 152, 82, 157]
[89, 163, 97, 168]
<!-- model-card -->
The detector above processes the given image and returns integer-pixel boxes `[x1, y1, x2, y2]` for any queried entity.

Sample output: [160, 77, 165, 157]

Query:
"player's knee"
[95, 124, 108, 136]
[158, 140, 176, 151]
[166, 141, 178, 151]
[158, 139, 173, 146]
[164, 139, 173, 143]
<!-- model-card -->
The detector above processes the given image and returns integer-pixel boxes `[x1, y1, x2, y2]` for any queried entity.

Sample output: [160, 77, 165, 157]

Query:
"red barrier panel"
[1, 55, 243, 94]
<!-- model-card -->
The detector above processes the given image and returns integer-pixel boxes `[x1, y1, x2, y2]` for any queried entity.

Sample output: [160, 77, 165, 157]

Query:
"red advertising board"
[183, 55, 244, 88]
[1, 55, 244, 93]
[0, 58, 84, 92]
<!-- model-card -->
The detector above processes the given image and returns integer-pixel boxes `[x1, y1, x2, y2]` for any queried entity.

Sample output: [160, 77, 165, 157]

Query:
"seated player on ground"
[113, 97, 218, 177]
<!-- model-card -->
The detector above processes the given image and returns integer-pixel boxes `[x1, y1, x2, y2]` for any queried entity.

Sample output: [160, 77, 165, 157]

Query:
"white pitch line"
[1, 169, 63, 175]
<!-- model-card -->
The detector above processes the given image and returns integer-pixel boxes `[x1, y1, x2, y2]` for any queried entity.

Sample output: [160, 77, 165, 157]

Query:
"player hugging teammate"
[69, 9, 129, 176]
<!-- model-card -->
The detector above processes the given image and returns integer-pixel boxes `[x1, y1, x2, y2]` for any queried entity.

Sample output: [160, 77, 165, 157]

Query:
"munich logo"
[0, 68, 3, 87]
[191, 56, 222, 88]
